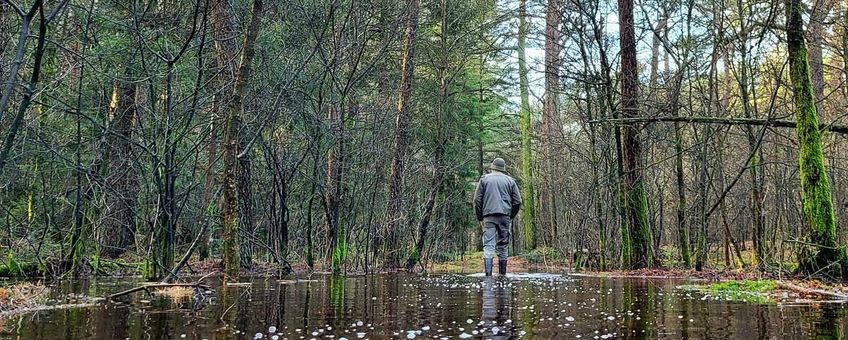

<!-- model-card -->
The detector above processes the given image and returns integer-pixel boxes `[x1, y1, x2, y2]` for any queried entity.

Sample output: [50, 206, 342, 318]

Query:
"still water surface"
[1, 273, 846, 339]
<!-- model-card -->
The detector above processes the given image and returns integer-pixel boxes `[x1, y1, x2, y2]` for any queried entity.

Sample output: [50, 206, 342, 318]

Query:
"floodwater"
[1, 272, 847, 339]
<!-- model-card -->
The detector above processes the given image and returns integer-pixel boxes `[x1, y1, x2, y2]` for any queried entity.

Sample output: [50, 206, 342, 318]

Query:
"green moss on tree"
[787, 0, 848, 278]
[331, 222, 347, 274]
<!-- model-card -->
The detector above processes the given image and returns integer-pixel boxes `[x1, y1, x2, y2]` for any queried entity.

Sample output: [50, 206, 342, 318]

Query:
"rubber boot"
[498, 259, 507, 276]
[484, 258, 493, 276]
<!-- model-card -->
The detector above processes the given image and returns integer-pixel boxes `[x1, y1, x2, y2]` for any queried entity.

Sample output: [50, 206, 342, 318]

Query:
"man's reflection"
[481, 277, 511, 339]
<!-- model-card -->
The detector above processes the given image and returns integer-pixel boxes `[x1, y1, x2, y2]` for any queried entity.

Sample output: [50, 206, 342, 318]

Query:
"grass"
[681, 280, 778, 304]
[520, 247, 564, 264]
[429, 252, 485, 273]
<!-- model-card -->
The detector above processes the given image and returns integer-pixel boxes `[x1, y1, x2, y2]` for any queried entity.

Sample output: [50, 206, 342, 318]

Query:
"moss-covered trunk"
[786, 0, 847, 277]
[618, 0, 653, 269]
[221, 0, 263, 280]
[327, 103, 346, 274]
[517, 0, 536, 252]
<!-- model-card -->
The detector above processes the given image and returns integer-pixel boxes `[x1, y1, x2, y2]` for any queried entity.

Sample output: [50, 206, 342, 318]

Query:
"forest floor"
[428, 251, 848, 303]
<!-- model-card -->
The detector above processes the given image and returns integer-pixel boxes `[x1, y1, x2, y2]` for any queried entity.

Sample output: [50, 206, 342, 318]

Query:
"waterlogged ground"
[1, 272, 847, 339]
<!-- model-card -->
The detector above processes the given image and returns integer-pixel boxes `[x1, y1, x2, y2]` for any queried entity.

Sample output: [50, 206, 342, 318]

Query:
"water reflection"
[2, 274, 848, 339]
[480, 278, 511, 338]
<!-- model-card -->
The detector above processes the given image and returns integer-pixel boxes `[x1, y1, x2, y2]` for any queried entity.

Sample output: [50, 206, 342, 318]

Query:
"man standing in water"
[474, 157, 522, 276]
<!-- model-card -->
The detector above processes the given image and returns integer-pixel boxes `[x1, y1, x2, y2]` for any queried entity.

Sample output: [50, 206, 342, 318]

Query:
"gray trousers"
[482, 214, 511, 260]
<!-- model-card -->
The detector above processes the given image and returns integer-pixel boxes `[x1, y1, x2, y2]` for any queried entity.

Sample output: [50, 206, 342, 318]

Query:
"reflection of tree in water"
[812, 306, 844, 339]
[623, 281, 653, 339]
[93, 299, 129, 339]
[235, 285, 253, 333]
[383, 274, 399, 331]
[329, 275, 347, 328]
[268, 282, 287, 335]
[301, 281, 312, 332]
[216, 287, 234, 339]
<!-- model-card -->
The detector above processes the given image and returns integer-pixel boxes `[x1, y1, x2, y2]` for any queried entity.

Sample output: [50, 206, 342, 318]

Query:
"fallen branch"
[591, 116, 848, 135]
[776, 281, 848, 301]
[0, 300, 103, 318]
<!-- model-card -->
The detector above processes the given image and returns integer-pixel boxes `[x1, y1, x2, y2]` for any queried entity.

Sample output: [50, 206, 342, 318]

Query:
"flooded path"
[1, 273, 846, 339]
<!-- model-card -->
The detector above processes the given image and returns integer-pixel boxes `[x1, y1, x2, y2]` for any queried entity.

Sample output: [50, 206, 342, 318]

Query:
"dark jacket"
[473, 171, 522, 221]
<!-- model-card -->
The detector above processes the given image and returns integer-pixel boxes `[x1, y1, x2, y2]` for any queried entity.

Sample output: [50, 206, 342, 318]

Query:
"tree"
[221, 0, 264, 280]
[517, 0, 536, 252]
[98, 69, 139, 259]
[540, 0, 561, 247]
[384, 0, 421, 269]
[786, 0, 847, 278]
[618, 0, 653, 269]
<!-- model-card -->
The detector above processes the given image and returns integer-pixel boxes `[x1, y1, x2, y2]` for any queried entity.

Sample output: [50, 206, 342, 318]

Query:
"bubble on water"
[356, 332, 366, 338]
[254, 333, 263, 339]
[422, 326, 430, 331]
[466, 319, 473, 324]
[269, 326, 277, 333]
[458, 332, 472, 339]
[566, 316, 575, 322]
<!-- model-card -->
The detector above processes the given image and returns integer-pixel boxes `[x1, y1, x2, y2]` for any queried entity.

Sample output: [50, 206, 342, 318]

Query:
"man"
[474, 157, 522, 276]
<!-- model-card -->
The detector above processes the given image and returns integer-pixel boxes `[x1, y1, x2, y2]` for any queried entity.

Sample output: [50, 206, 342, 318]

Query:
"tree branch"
[592, 116, 848, 135]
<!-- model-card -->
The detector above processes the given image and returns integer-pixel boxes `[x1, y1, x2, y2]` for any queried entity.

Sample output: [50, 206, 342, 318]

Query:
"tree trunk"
[407, 0, 447, 271]
[0, 4, 45, 173]
[204, 0, 239, 260]
[327, 103, 346, 274]
[517, 0, 536, 252]
[669, 75, 691, 268]
[735, 4, 766, 270]
[844, 0, 848, 99]
[221, 0, 263, 280]
[618, 0, 653, 269]
[198, 113, 218, 260]
[806, 0, 835, 115]
[99, 72, 139, 259]
[237, 146, 254, 268]
[384, 0, 420, 269]
[0, 1, 38, 128]
[540, 0, 560, 247]
[787, 0, 847, 277]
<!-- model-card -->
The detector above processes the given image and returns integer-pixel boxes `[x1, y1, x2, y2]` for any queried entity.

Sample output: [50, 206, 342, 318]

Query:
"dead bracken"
[0, 283, 50, 313]
[152, 286, 194, 302]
